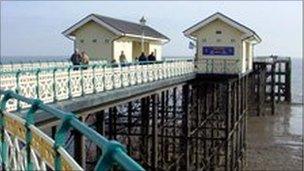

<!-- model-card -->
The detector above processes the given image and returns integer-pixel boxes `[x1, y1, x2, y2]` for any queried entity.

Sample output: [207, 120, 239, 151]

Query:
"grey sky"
[1, 1, 302, 58]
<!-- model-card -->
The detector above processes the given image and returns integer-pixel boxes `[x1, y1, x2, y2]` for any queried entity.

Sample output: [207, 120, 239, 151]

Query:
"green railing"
[0, 90, 144, 171]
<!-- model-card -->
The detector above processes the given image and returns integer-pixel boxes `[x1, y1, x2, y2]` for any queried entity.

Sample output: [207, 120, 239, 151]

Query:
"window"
[105, 39, 110, 44]
[216, 30, 222, 34]
[216, 39, 221, 42]
[92, 39, 97, 43]
[202, 38, 207, 42]
[80, 39, 84, 43]
[231, 39, 236, 42]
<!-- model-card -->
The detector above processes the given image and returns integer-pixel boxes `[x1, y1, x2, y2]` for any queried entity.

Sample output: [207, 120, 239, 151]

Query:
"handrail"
[0, 60, 194, 111]
[0, 59, 193, 74]
[0, 90, 144, 171]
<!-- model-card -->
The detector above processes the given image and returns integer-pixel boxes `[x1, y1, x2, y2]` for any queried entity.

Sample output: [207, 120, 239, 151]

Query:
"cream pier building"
[63, 14, 169, 62]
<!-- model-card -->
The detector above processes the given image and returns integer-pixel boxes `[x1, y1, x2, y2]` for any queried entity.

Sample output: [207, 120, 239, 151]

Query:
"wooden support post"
[278, 62, 282, 102]
[51, 126, 56, 139]
[74, 116, 86, 168]
[256, 68, 261, 116]
[160, 91, 165, 166]
[181, 84, 190, 170]
[140, 97, 150, 163]
[127, 102, 132, 155]
[271, 62, 276, 115]
[96, 110, 105, 158]
[225, 82, 232, 171]
[285, 59, 291, 102]
[172, 87, 177, 170]
[151, 94, 158, 171]
[108, 108, 113, 139]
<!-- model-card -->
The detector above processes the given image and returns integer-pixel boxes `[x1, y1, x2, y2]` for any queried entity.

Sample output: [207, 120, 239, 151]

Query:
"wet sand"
[245, 104, 303, 170]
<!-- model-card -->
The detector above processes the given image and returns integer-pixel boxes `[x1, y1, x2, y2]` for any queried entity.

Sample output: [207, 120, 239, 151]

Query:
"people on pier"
[138, 52, 147, 64]
[70, 49, 82, 70]
[147, 52, 156, 62]
[119, 51, 127, 63]
[81, 51, 89, 69]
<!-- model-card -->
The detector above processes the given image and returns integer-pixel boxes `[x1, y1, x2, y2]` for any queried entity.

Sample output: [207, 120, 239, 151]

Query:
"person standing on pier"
[81, 51, 89, 69]
[119, 51, 127, 66]
[147, 52, 156, 62]
[70, 49, 81, 70]
[138, 52, 147, 64]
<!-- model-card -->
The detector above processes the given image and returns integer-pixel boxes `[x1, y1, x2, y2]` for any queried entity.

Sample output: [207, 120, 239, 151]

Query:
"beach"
[245, 104, 303, 170]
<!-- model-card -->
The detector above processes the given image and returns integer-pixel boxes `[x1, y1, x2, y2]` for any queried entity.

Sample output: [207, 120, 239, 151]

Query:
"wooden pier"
[250, 56, 292, 116]
[0, 56, 292, 171]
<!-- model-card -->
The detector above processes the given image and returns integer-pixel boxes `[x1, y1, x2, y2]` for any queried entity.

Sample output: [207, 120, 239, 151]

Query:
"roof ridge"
[93, 13, 144, 27]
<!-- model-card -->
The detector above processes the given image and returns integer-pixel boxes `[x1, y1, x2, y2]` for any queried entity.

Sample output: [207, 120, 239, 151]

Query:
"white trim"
[125, 33, 169, 43]
[184, 13, 260, 42]
[62, 15, 123, 37]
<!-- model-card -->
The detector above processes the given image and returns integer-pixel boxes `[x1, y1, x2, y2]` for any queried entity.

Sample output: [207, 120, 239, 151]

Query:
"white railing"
[0, 60, 107, 72]
[0, 60, 194, 111]
[194, 58, 240, 74]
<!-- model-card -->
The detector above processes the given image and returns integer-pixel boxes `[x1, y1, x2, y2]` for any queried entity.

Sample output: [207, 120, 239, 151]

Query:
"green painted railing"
[0, 90, 144, 171]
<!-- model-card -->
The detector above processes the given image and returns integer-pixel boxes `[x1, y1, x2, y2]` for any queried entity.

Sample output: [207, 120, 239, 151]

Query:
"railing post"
[92, 64, 97, 94]
[80, 66, 84, 96]
[35, 69, 41, 99]
[16, 70, 21, 111]
[68, 66, 72, 99]
[54, 113, 75, 170]
[52, 68, 58, 102]
[0, 91, 12, 170]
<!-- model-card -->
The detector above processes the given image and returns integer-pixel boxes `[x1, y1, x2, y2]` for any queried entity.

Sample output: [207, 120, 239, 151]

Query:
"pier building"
[62, 14, 169, 62]
[184, 12, 261, 74]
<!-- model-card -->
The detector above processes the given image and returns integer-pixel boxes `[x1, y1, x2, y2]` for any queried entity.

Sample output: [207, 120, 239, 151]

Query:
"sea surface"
[0, 56, 302, 103]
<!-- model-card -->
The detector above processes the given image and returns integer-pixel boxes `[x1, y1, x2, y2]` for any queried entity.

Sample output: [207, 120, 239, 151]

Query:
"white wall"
[113, 40, 133, 62]
[192, 19, 244, 60]
[73, 21, 117, 61]
[149, 43, 162, 60]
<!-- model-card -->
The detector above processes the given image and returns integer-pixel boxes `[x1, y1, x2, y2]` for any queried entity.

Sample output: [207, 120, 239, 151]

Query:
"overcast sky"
[1, 1, 302, 58]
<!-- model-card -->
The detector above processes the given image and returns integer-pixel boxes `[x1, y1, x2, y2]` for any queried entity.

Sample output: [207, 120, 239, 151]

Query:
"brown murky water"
[245, 104, 303, 170]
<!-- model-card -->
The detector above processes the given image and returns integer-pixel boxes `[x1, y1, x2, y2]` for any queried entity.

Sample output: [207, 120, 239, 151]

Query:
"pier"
[0, 56, 291, 170]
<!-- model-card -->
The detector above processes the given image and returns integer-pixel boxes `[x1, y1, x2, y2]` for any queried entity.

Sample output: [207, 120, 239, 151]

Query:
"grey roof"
[94, 14, 169, 40]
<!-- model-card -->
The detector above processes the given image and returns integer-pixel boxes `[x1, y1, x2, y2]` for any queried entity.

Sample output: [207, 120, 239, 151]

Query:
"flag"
[189, 41, 195, 49]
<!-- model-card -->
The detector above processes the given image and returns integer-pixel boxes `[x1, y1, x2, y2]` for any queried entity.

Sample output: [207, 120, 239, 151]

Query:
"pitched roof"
[63, 14, 169, 41]
[183, 12, 261, 43]
[94, 14, 169, 40]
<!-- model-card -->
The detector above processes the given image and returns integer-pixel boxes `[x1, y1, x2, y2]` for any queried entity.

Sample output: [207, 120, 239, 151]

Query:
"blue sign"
[202, 46, 234, 56]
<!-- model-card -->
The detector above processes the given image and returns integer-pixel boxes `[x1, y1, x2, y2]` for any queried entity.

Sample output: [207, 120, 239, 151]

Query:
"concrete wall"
[72, 21, 117, 61]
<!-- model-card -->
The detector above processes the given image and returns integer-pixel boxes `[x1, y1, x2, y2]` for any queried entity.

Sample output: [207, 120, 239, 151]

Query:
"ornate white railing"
[0, 60, 194, 111]
[0, 60, 107, 72]
[194, 58, 240, 74]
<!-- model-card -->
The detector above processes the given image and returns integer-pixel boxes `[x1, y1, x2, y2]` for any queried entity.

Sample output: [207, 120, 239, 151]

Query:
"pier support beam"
[181, 84, 190, 170]
[74, 116, 86, 168]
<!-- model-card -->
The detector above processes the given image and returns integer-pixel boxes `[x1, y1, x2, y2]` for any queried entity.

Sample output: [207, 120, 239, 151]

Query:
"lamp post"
[140, 16, 146, 53]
